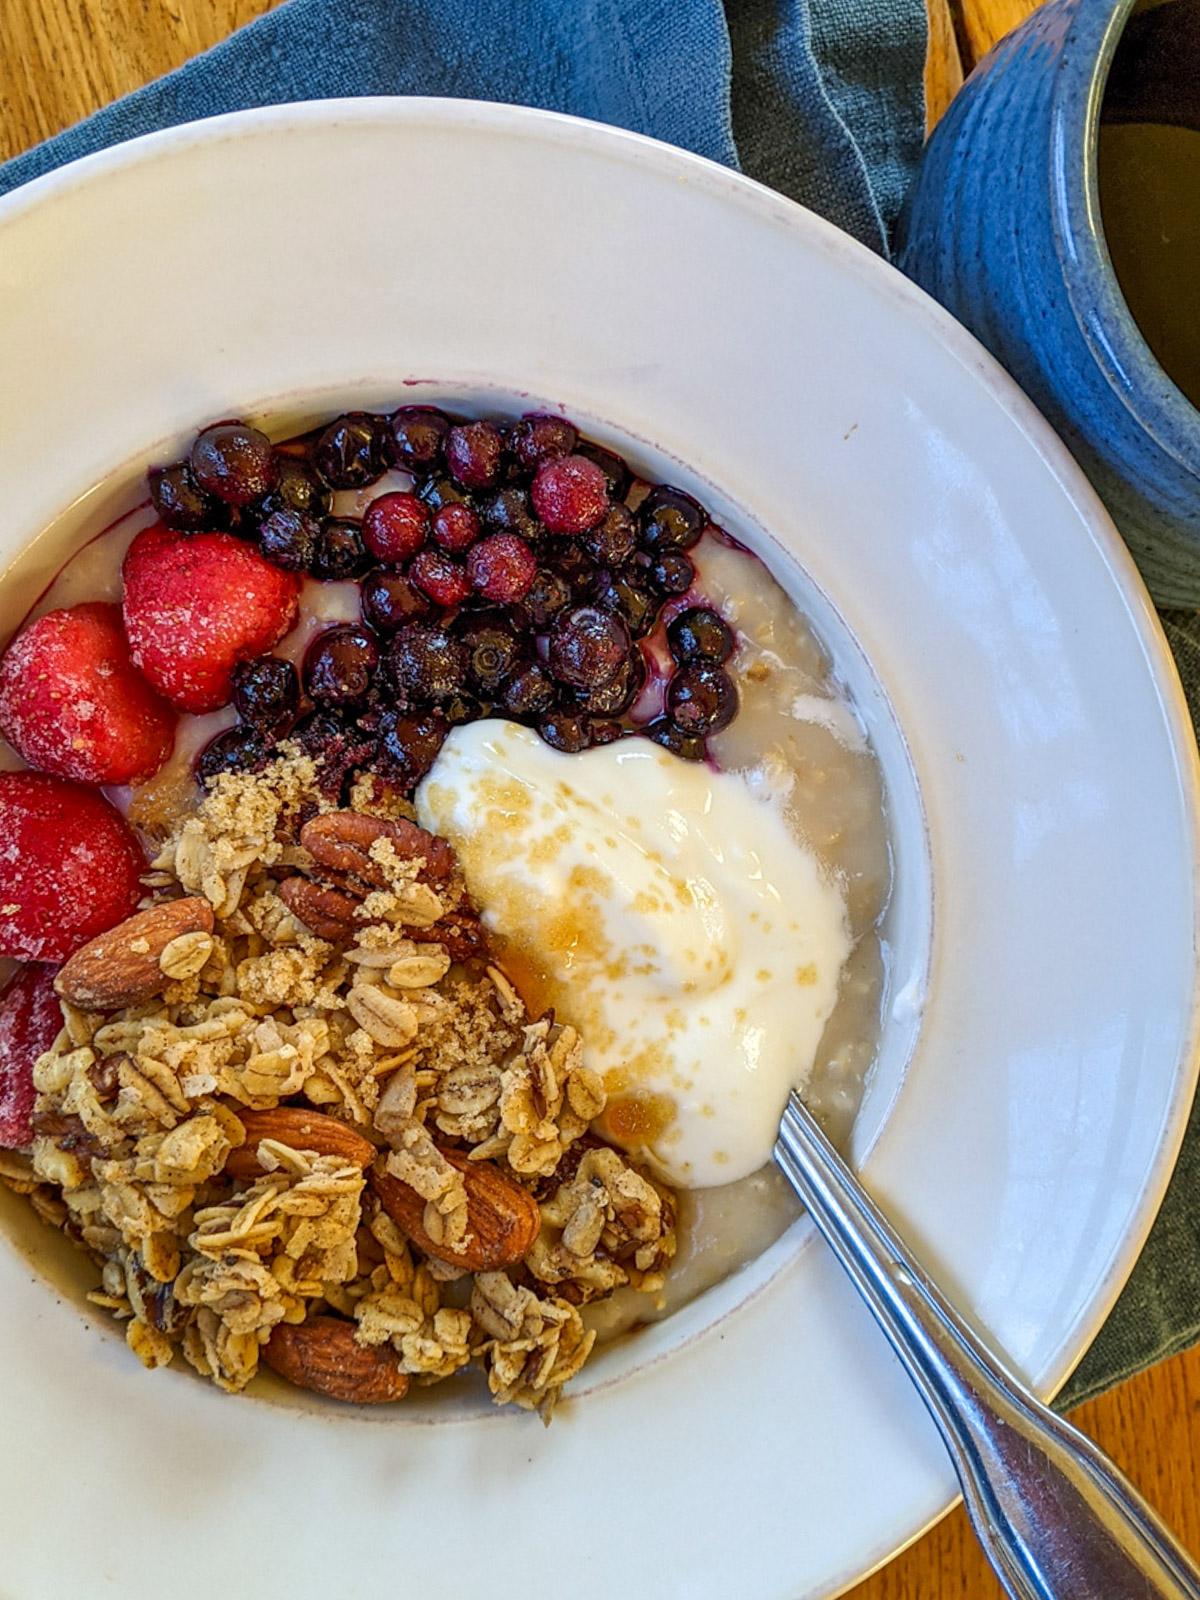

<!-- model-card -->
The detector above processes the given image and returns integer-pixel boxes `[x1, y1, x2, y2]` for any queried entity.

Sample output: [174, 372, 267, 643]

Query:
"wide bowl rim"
[0, 97, 1197, 1600]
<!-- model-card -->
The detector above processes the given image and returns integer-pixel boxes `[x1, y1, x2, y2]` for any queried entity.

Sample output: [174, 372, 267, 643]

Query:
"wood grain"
[925, 0, 965, 134]
[949, 0, 1046, 67]
[0, 0, 283, 163]
[2, 2, 1199, 1597]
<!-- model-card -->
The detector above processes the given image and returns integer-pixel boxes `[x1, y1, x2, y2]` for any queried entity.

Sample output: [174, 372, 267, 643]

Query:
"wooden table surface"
[2, 1, 1199, 1595]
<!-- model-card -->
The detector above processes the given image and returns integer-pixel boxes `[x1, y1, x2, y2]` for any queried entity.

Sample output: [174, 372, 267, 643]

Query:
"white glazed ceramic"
[0, 101, 1196, 1600]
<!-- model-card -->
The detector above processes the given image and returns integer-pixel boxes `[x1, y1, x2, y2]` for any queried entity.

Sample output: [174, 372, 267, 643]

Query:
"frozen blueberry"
[197, 725, 273, 783]
[388, 406, 452, 476]
[149, 462, 225, 532]
[551, 540, 602, 598]
[575, 440, 631, 501]
[303, 625, 380, 709]
[638, 485, 707, 551]
[361, 568, 436, 632]
[418, 475, 474, 514]
[293, 709, 349, 763]
[666, 664, 738, 735]
[190, 422, 279, 507]
[258, 456, 332, 522]
[666, 606, 735, 665]
[643, 716, 706, 762]
[523, 569, 573, 630]
[481, 486, 542, 541]
[581, 503, 637, 567]
[259, 507, 321, 573]
[314, 412, 390, 488]
[537, 711, 593, 753]
[377, 710, 450, 791]
[591, 571, 660, 638]
[547, 605, 631, 690]
[441, 691, 486, 727]
[649, 551, 695, 596]
[501, 662, 559, 720]
[511, 414, 578, 472]
[572, 651, 645, 717]
[388, 624, 469, 704]
[231, 656, 299, 737]
[456, 613, 527, 697]
[311, 517, 369, 580]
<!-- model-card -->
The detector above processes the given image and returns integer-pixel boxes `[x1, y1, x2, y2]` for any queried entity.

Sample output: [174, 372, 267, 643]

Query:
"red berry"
[408, 549, 472, 608]
[0, 602, 177, 786]
[531, 455, 609, 535]
[431, 502, 481, 553]
[0, 966, 62, 1148]
[467, 533, 537, 603]
[0, 772, 145, 962]
[363, 492, 429, 564]
[445, 421, 504, 490]
[122, 524, 300, 713]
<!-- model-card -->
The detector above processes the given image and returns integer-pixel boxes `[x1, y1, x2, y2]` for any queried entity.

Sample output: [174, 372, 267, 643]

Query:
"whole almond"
[262, 1317, 409, 1403]
[225, 1107, 377, 1180]
[54, 898, 215, 1011]
[372, 1149, 541, 1272]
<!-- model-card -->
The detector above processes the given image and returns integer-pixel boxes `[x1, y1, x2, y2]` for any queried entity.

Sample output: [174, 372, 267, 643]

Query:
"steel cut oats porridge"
[0, 404, 890, 1416]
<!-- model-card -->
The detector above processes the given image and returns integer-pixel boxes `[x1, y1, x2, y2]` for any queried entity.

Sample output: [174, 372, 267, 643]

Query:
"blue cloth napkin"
[0, 0, 926, 255]
[1, 0, 1196, 1409]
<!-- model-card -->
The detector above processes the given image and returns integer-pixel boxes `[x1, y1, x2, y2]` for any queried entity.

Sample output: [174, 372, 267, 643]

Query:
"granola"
[6, 752, 676, 1417]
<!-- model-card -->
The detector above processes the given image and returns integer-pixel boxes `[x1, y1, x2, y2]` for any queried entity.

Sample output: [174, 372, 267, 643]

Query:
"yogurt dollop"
[417, 721, 850, 1187]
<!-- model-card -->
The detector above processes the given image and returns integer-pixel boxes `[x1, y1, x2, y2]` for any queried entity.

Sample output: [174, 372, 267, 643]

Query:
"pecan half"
[300, 812, 456, 888]
[279, 811, 485, 953]
[276, 877, 360, 942]
[407, 910, 486, 964]
[29, 1109, 109, 1157]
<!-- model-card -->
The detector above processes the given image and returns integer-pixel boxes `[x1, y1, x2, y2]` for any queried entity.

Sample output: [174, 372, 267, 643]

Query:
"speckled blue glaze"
[899, 0, 1200, 607]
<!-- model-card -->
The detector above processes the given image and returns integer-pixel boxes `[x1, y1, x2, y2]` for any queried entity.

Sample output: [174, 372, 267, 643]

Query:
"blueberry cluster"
[153, 408, 741, 797]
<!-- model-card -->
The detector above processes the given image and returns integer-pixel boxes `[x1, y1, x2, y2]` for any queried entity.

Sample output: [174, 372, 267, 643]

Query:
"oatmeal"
[0, 401, 892, 1411]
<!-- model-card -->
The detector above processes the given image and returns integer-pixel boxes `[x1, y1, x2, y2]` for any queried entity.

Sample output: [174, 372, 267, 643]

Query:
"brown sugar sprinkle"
[5, 751, 676, 1418]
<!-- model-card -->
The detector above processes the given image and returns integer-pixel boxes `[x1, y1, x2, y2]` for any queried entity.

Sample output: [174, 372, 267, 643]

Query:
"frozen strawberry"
[0, 966, 61, 1148]
[0, 602, 177, 785]
[0, 772, 146, 962]
[122, 524, 300, 713]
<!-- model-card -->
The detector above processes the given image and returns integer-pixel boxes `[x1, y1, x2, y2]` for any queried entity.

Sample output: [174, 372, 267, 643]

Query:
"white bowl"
[0, 100, 1196, 1600]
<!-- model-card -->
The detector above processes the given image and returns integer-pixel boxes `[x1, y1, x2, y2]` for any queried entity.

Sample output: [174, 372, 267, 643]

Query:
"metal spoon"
[775, 1093, 1200, 1600]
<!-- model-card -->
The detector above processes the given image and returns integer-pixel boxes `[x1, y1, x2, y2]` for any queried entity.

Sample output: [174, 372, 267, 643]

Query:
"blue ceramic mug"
[898, 0, 1200, 608]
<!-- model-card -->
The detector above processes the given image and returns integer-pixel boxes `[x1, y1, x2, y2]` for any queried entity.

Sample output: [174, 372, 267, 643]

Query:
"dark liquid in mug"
[1099, 121, 1200, 411]
[1098, 0, 1200, 411]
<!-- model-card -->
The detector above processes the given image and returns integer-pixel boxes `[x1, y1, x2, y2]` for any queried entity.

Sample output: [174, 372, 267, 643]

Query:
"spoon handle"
[775, 1094, 1200, 1600]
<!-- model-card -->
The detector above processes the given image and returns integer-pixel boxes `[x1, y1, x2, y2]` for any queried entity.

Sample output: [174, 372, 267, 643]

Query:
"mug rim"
[1050, 0, 1200, 471]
